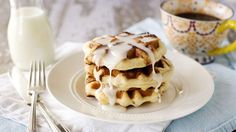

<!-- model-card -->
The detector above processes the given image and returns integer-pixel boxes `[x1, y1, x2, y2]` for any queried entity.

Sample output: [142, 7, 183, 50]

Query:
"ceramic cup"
[160, 0, 236, 64]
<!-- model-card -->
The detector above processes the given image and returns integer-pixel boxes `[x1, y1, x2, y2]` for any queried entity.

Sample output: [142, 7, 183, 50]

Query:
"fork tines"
[28, 61, 46, 92]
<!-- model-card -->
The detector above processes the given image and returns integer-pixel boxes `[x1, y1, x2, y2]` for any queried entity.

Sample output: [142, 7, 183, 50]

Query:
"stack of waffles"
[83, 32, 173, 108]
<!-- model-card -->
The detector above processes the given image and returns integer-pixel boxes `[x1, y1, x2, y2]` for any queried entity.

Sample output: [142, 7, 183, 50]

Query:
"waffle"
[83, 32, 174, 108]
[85, 57, 173, 91]
[85, 79, 169, 107]
[84, 32, 167, 70]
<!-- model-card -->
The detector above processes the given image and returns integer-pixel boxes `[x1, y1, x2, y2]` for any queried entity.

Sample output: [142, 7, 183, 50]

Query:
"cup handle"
[208, 20, 236, 55]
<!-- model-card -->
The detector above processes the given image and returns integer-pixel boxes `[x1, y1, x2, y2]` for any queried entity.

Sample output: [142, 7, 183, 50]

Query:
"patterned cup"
[160, 0, 236, 64]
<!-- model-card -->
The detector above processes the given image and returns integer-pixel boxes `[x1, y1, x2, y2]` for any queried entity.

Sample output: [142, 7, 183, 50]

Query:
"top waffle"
[84, 32, 167, 70]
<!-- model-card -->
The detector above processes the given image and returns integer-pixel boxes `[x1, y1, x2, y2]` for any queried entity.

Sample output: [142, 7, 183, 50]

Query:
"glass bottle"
[8, 0, 55, 70]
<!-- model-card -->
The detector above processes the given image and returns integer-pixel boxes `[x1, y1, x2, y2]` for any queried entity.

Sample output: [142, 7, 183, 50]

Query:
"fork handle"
[37, 101, 70, 132]
[28, 92, 38, 132]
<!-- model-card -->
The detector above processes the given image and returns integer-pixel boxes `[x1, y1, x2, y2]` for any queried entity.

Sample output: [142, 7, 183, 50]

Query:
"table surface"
[1, 0, 236, 73]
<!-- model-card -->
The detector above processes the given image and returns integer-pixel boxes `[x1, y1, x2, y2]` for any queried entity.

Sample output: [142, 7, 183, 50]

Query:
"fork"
[27, 61, 70, 132]
[28, 61, 45, 132]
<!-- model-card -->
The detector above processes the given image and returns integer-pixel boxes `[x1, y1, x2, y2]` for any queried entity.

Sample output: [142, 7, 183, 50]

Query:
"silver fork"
[27, 61, 70, 132]
[28, 61, 44, 132]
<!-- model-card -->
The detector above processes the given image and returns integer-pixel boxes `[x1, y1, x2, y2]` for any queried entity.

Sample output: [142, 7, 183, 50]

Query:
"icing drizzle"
[117, 35, 163, 103]
[92, 33, 163, 106]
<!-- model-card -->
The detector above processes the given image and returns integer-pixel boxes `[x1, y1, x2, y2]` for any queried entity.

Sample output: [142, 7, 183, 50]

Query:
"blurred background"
[0, 0, 236, 73]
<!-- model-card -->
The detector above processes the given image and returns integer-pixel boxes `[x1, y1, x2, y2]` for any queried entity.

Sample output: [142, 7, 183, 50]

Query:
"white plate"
[47, 50, 214, 124]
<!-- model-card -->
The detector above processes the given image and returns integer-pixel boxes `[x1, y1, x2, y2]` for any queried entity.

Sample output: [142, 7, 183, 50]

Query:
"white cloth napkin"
[2, 40, 171, 132]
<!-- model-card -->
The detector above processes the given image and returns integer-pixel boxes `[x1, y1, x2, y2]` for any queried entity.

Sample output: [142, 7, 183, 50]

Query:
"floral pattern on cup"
[160, 0, 234, 64]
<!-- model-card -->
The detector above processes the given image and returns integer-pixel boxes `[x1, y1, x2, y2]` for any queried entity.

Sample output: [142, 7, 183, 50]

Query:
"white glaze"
[93, 47, 106, 66]
[117, 36, 163, 103]
[93, 40, 132, 105]
[95, 36, 113, 45]
[94, 68, 101, 82]
[102, 85, 117, 105]
[103, 43, 132, 70]
[93, 34, 164, 105]
[141, 37, 155, 43]
[117, 37, 163, 86]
